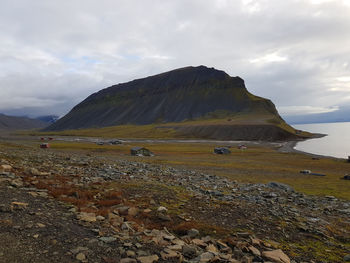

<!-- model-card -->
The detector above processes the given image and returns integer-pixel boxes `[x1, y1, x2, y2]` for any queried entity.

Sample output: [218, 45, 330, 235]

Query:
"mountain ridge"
[45, 66, 305, 141]
[0, 113, 48, 130]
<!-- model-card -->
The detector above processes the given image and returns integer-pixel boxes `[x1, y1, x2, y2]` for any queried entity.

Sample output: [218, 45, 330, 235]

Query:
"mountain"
[0, 114, 48, 130]
[36, 115, 60, 124]
[284, 106, 350, 124]
[46, 66, 307, 141]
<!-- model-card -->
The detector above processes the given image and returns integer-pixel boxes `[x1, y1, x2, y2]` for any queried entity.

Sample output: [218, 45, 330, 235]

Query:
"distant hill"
[284, 106, 350, 125]
[0, 114, 48, 130]
[36, 115, 60, 124]
[45, 66, 308, 141]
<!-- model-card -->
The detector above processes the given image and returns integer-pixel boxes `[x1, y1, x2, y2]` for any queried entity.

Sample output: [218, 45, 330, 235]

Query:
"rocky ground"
[0, 144, 350, 263]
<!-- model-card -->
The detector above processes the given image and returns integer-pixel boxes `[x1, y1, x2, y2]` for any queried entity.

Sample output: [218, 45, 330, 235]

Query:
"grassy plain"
[47, 140, 350, 200]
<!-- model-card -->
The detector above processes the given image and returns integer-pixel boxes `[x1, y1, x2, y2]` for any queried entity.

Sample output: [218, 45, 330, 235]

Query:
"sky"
[0, 0, 349, 118]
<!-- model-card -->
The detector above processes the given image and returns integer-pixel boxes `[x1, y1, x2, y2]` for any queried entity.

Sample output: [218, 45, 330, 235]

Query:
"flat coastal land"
[0, 132, 349, 262]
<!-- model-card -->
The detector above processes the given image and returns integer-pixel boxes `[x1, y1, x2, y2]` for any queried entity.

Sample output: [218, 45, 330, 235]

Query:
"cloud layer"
[0, 0, 349, 117]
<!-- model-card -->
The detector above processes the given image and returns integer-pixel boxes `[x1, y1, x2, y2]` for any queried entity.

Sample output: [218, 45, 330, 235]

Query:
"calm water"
[293, 122, 350, 159]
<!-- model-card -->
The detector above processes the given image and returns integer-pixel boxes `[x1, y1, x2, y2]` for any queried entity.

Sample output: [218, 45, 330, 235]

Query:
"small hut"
[238, 144, 247, 150]
[109, 140, 123, 145]
[130, 147, 153, 156]
[214, 147, 231, 154]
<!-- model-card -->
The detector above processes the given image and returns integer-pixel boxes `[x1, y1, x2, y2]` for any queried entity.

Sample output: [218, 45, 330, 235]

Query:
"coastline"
[278, 133, 346, 160]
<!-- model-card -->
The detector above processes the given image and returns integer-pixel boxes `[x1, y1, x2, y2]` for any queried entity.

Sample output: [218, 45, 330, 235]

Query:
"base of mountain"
[34, 115, 313, 142]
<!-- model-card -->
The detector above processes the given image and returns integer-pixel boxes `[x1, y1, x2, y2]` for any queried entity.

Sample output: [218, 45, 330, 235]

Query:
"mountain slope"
[36, 115, 60, 124]
[46, 66, 305, 141]
[0, 114, 48, 130]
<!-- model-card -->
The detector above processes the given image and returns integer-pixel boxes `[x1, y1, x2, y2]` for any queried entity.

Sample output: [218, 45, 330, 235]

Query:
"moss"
[281, 239, 347, 262]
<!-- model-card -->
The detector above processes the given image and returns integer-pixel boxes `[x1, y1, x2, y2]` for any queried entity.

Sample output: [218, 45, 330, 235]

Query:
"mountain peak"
[45, 66, 297, 141]
[141, 65, 236, 86]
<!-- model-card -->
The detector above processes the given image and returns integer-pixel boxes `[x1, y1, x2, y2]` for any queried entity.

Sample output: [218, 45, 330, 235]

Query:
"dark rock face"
[0, 114, 47, 130]
[46, 66, 282, 131]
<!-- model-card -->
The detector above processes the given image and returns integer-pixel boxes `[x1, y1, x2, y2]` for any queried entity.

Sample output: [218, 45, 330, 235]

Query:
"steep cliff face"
[46, 66, 286, 132]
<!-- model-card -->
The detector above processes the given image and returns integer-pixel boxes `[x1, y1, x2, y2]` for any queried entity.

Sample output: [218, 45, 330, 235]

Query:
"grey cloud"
[0, 0, 349, 117]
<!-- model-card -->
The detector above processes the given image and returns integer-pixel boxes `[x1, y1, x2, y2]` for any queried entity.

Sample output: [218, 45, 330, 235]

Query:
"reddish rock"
[262, 249, 290, 263]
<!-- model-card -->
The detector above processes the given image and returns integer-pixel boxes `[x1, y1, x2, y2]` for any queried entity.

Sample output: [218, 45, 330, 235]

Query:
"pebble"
[157, 206, 168, 213]
[187, 228, 199, 238]
[76, 252, 86, 261]
[99, 236, 117, 243]
[199, 251, 215, 262]
[120, 258, 137, 263]
[137, 254, 159, 263]
[182, 244, 198, 258]
[1, 145, 349, 263]
[126, 250, 136, 257]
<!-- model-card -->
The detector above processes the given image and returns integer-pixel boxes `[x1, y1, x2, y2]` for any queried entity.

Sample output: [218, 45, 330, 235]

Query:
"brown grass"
[97, 199, 122, 207]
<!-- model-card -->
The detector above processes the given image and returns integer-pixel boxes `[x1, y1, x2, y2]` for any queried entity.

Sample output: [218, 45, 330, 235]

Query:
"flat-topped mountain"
[46, 66, 306, 141]
[0, 114, 47, 130]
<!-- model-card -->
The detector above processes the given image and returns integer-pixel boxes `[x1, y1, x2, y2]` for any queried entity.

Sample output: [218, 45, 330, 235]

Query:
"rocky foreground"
[0, 146, 350, 263]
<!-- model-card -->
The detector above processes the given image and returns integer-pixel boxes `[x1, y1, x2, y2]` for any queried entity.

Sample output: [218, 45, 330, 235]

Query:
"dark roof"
[131, 147, 146, 151]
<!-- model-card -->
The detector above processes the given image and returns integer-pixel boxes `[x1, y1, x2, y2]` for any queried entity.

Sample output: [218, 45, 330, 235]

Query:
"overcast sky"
[0, 0, 349, 118]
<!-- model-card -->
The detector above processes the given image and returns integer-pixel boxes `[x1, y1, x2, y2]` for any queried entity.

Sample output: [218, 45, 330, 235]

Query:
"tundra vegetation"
[0, 135, 349, 262]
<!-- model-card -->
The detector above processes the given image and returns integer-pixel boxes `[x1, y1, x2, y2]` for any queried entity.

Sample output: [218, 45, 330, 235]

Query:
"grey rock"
[267, 182, 294, 192]
[187, 228, 199, 238]
[157, 214, 171, 221]
[0, 204, 11, 213]
[182, 244, 198, 258]
[99, 236, 117, 243]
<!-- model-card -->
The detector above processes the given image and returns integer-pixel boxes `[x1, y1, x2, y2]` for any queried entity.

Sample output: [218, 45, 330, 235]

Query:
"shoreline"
[278, 133, 347, 160]
[3, 130, 345, 160]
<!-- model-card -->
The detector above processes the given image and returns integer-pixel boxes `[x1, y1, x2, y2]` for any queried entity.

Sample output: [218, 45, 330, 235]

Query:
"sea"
[293, 122, 350, 159]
